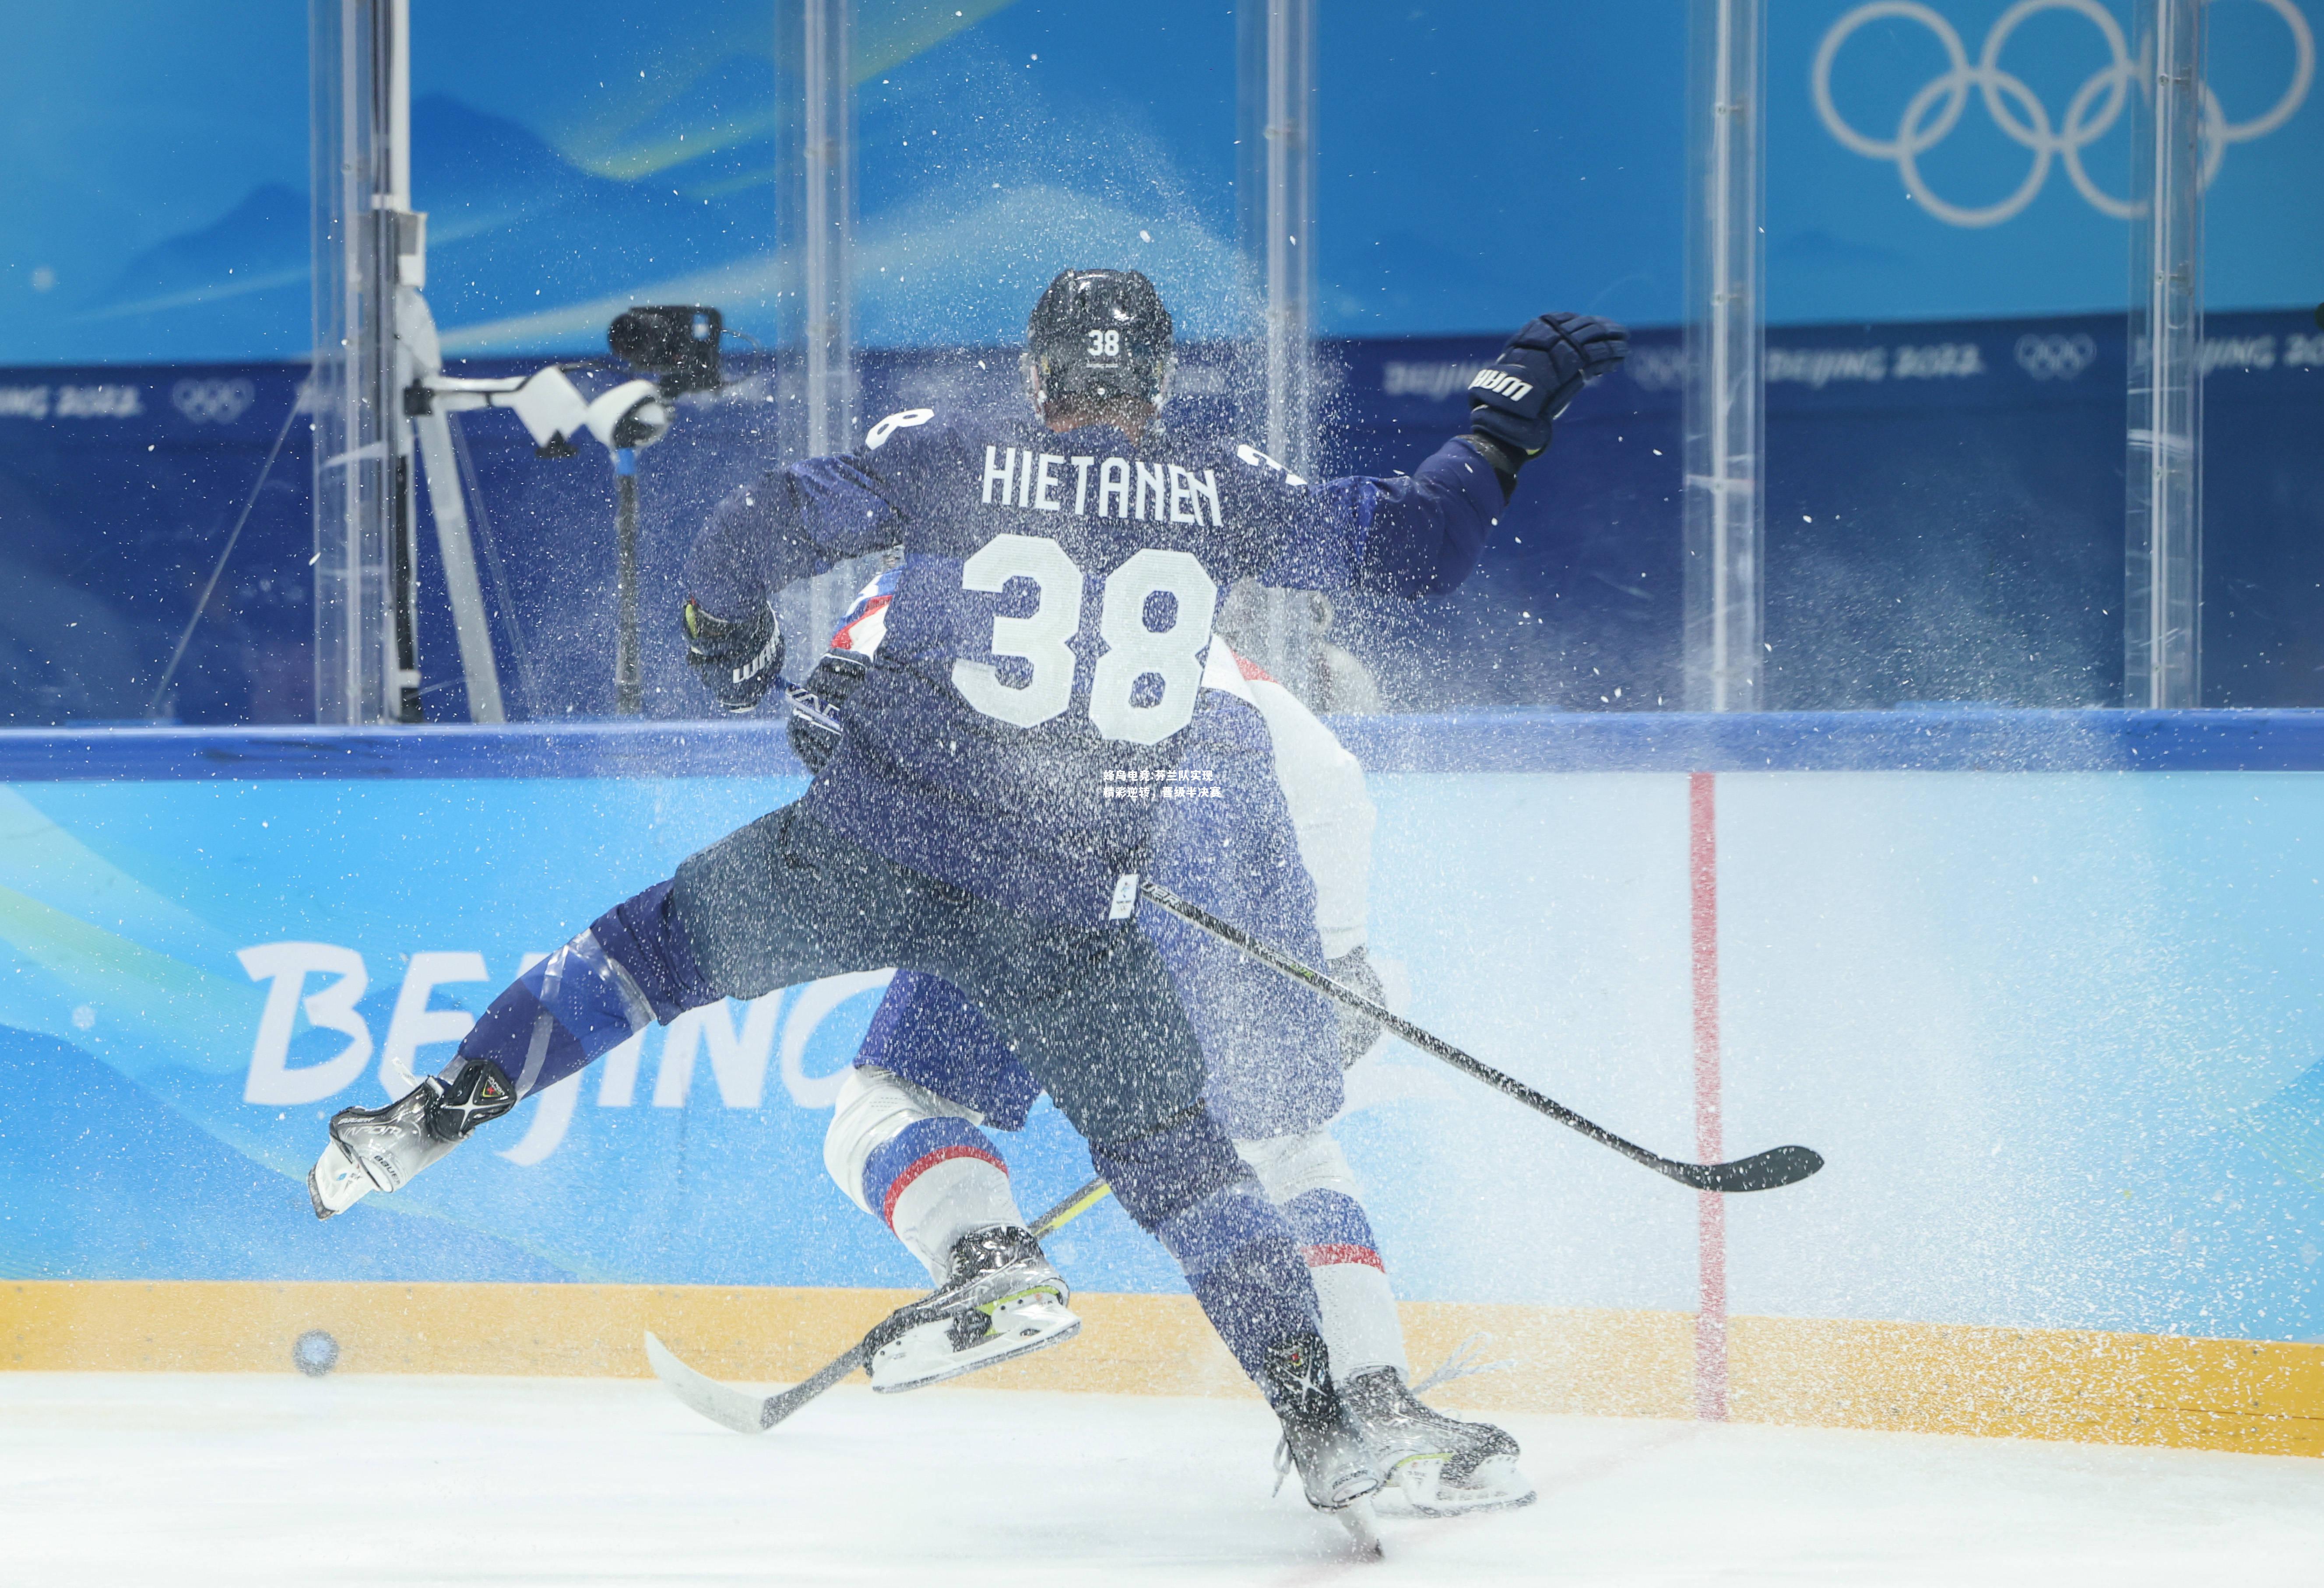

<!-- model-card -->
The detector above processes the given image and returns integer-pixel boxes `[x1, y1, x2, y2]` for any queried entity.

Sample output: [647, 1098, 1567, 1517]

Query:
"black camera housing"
[609, 306, 723, 395]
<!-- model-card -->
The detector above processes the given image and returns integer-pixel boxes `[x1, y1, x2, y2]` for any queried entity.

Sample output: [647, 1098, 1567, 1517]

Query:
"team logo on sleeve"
[1233, 442, 1307, 487]
[865, 408, 935, 450]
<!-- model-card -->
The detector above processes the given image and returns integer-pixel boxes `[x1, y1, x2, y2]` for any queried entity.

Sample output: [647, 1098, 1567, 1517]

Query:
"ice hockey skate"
[1264, 1333, 1385, 1515]
[1343, 1366, 1535, 1516]
[861, 1225, 1081, 1393]
[306, 1059, 517, 1219]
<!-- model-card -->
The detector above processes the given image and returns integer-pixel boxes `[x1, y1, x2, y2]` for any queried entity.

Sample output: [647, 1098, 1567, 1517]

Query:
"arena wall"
[5, 713, 2323, 1456]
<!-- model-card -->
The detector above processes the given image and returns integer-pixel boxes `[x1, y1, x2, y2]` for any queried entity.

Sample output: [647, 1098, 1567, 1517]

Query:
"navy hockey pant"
[445, 802, 1326, 1398]
[674, 804, 1206, 1143]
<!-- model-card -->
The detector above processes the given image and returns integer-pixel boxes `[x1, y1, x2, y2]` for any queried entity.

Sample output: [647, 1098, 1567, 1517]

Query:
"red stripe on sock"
[880, 1145, 1007, 1229]
[1301, 1243, 1383, 1271]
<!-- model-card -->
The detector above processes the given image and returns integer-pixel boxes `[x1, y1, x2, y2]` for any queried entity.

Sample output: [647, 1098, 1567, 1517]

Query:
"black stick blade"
[1671, 1145, 1825, 1194]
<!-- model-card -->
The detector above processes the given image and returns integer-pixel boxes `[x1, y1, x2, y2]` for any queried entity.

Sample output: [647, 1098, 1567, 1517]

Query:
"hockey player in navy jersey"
[795, 574, 1535, 1516]
[305, 267, 1624, 1518]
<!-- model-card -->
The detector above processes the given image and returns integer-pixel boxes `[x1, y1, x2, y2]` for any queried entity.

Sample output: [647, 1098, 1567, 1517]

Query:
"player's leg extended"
[829, 970, 1044, 1279]
[822, 1002, 1080, 1392]
[1089, 1109, 1379, 1511]
[941, 922, 1381, 1512]
[309, 878, 721, 1216]
[1238, 1129, 1534, 1515]
[310, 805, 915, 1218]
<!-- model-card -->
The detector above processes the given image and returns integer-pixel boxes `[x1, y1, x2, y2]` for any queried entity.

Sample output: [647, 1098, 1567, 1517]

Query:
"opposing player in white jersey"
[790, 576, 1535, 1516]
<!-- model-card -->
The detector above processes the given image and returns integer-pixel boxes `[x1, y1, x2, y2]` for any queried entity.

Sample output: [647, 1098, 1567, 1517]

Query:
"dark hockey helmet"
[1023, 268, 1174, 410]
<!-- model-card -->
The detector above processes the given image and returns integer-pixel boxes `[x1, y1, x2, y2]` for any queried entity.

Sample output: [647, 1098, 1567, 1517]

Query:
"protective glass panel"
[0, 1, 2318, 724]
[1313, 5, 1690, 713]
[1765, 0, 2321, 709]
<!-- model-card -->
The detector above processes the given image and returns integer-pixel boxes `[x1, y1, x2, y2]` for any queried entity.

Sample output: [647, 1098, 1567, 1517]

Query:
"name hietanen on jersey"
[979, 445, 1227, 528]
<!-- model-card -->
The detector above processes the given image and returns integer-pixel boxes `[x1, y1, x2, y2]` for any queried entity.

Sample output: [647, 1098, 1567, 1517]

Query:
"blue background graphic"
[0, 769, 1173, 1294]
[8, 722, 2324, 1344]
[0, 0, 2315, 364]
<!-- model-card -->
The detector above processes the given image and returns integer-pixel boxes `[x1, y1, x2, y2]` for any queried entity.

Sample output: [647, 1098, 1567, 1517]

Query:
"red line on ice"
[1691, 770, 1729, 1422]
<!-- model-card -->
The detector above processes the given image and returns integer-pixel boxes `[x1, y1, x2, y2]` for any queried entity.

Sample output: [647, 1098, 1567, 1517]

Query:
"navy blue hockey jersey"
[686, 404, 1504, 921]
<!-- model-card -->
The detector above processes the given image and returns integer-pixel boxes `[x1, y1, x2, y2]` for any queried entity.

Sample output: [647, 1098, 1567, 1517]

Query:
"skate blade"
[1387, 1454, 1537, 1518]
[868, 1300, 1081, 1394]
[307, 1139, 372, 1220]
[1304, 1454, 1387, 1515]
[1333, 1496, 1384, 1560]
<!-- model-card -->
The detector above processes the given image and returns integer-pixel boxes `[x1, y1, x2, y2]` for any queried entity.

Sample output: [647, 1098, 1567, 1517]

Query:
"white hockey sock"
[826, 1065, 1027, 1282]
[886, 1152, 1022, 1280]
[1309, 1258, 1409, 1384]
[1234, 1128, 1411, 1384]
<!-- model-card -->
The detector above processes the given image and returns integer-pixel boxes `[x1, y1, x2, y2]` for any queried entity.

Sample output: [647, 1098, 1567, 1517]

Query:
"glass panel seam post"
[383, 0, 422, 724]
[1236, 0, 1318, 699]
[1261, 0, 1312, 474]
[2126, 0, 2206, 710]
[311, 0, 404, 725]
[1683, 0, 1764, 714]
[316, 0, 503, 725]
[781, 0, 859, 657]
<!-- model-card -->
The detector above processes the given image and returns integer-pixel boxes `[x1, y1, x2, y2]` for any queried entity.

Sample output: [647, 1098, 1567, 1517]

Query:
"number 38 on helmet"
[1022, 268, 1175, 411]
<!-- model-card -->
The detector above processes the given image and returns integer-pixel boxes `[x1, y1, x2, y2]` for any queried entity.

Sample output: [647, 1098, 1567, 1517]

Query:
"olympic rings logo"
[1814, 0, 2314, 227]
[2013, 332, 2097, 379]
[1623, 345, 1692, 393]
[172, 377, 256, 425]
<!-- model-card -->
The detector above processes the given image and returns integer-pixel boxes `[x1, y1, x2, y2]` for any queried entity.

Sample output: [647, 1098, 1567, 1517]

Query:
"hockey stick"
[1137, 880, 1822, 1195]
[644, 1176, 1116, 1434]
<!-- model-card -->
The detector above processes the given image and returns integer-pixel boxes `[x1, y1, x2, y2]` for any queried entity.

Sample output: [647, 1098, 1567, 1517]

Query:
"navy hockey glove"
[786, 651, 867, 773]
[1465, 312, 1630, 474]
[1326, 946, 1388, 1068]
[682, 598, 784, 713]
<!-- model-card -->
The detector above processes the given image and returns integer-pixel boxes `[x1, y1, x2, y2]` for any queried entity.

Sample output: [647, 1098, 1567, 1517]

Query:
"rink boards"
[3, 711, 2324, 1455]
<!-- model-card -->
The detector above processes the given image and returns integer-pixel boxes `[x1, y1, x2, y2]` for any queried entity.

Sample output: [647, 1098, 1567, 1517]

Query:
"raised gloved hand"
[1325, 946, 1389, 1068]
[786, 651, 868, 773]
[1464, 312, 1629, 475]
[682, 598, 784, 713]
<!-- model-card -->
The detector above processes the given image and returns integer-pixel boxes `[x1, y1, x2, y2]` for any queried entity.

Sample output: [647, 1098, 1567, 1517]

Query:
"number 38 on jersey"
[951, 534, 1216, 746]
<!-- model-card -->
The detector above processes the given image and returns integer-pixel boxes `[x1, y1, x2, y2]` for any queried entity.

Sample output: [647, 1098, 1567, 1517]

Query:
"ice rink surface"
[4, 1373, 2321, 1587]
